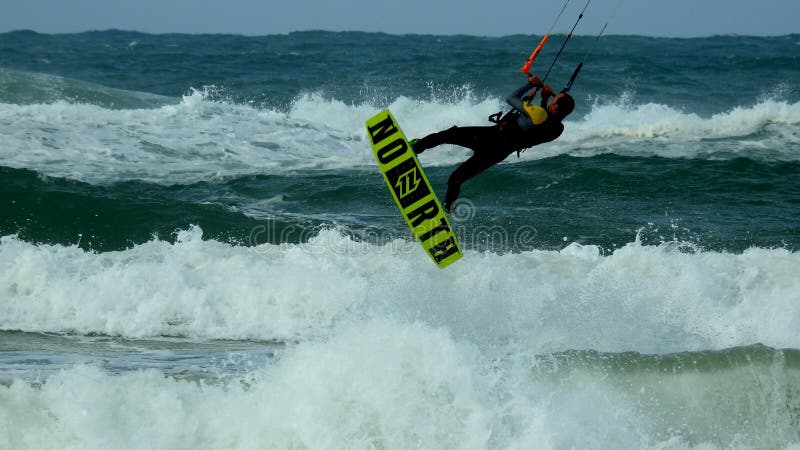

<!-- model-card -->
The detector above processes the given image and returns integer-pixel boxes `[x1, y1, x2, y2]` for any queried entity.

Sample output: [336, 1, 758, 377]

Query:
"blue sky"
[1, 0, 798, 37]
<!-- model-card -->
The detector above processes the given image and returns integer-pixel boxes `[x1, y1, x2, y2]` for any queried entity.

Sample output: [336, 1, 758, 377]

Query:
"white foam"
[1, 319, 796, 449]
[0, 322, 493, 449]
[2, 226, 800, 449]
[2, 87, 798, 185]
[541, 94, 800, 161]
[1, 227, 798, 353]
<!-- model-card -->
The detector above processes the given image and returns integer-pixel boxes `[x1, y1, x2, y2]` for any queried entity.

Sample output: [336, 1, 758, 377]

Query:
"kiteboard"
[365, 110, 462, 268]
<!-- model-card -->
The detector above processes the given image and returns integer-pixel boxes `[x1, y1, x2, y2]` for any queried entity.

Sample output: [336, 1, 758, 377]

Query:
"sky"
[0, 0, 798, 37]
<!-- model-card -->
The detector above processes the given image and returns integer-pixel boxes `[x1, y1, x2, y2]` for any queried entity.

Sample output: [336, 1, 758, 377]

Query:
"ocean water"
[1, 29, 799, 449]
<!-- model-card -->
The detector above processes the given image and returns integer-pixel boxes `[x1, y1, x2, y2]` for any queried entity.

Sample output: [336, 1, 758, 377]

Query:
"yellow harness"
[522, 102, 548, 125]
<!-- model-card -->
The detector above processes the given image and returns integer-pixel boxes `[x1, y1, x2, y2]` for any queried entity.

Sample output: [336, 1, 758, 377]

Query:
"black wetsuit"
[412, 81, 565, 211]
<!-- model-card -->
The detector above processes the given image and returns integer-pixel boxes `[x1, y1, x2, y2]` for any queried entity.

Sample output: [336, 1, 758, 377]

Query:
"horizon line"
[2, 27, 798, 40]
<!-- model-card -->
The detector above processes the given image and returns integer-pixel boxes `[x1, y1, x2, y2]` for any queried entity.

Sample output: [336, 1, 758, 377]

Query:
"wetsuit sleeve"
[540, 93, 550, 109]
[505, 82, 534, 112]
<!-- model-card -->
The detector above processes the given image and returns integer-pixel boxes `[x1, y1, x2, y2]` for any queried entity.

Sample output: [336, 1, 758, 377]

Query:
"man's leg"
[443, 155, 497, 212]
[412, 126, 498, 155]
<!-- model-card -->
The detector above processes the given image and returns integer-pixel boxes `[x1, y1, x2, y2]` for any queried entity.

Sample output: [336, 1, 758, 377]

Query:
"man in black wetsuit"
[410, 75, 574, 212]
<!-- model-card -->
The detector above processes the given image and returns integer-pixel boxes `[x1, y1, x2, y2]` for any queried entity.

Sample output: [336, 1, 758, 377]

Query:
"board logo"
[395, 167, 422, 199]
[385, 158, 430, 208]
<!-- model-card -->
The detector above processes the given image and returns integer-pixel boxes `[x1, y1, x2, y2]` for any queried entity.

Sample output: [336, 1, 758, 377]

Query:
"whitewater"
[2, 227, 800, 449]
[2, 83, 800, 185]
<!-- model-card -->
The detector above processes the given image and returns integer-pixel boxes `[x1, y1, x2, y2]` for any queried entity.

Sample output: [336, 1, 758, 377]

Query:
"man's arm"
[505, 76, 543, 112]
[506, 76, 555, 121]
[539, 84, 554, 108]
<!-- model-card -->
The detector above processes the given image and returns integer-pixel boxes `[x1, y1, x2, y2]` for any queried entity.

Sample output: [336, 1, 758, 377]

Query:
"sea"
[0, 29, 799, 449]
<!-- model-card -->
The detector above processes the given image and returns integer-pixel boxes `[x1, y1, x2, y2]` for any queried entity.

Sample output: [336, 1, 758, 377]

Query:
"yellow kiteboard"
[365, 110, 462, 268]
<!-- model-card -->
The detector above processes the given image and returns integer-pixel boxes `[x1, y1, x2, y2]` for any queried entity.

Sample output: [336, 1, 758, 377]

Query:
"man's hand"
[541, 84, 554, 98]
[528, 75, 543, 87]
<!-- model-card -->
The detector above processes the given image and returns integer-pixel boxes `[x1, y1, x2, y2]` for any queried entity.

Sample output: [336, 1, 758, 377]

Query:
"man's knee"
[448, 170, 468, 189]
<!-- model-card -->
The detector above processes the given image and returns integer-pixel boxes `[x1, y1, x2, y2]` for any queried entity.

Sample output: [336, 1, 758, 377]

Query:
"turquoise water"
[1, 30, 799, 449]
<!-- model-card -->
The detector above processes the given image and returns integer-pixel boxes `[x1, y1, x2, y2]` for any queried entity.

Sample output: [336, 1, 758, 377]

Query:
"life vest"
[522, 102, 548, 125]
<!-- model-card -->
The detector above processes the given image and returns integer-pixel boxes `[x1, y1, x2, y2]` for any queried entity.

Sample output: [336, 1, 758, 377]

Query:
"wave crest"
[1, 78, 799, 184]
